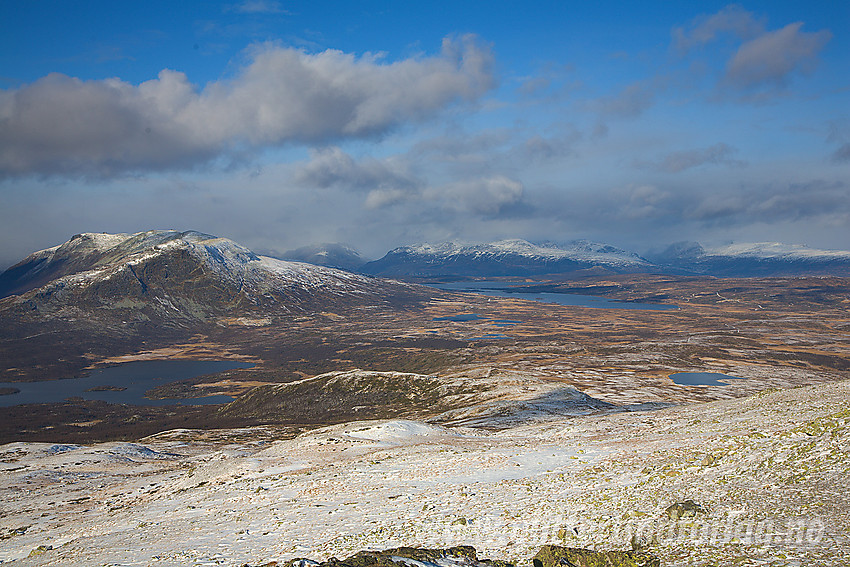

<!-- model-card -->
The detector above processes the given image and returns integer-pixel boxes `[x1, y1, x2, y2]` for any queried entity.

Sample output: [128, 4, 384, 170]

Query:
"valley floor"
[1, 379, 847, 567]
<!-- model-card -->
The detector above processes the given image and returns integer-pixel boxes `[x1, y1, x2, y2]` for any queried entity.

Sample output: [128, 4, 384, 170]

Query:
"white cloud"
[671, 7, 831, 96]
[673, 5, 764, 52]
[725, 22, 831, 89]
[0, 35, 495, 177]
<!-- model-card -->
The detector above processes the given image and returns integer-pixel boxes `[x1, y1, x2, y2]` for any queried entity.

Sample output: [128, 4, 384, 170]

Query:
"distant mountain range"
[4, 234, 849, 303]
[352, 238, 850, 278]
[648, 241, 850, 277]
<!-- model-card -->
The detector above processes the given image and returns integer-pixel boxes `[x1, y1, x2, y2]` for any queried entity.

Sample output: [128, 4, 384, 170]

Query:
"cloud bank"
[0, 35, 495, 177]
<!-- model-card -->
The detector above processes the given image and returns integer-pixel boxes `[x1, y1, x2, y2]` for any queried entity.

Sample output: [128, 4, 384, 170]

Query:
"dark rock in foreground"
[282, 546, 510, 567]
[242, 545, 660, 567]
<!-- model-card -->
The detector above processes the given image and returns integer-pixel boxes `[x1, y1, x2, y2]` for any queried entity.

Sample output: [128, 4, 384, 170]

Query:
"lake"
[431, 281, 678, 310]
[670, 372, 747, 386]
[0, 359, 254, 407]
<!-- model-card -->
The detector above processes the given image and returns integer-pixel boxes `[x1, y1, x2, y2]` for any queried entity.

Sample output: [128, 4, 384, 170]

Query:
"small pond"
[669, 372, 747, 386]
[0, 359, 254, 407]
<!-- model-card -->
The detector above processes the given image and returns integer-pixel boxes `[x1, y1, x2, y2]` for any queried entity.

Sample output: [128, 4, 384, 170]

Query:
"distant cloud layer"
[639, 143, 746, 173]
[295, 146, 525, 215]
[0, 36, 494, 177]
[295, 146, 421, 209]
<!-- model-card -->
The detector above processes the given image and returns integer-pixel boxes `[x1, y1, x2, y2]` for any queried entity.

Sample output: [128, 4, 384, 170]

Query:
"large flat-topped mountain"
[361, 238, 654, 277]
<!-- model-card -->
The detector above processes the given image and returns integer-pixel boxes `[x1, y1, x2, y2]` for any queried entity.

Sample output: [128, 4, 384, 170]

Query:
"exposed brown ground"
[2, 275, 847, 442]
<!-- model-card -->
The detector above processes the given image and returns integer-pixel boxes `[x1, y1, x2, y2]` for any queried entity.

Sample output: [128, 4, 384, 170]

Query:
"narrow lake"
[431, 281, 678, 311]
[0, 359, 254, 407]
[670, 372, 747, 386]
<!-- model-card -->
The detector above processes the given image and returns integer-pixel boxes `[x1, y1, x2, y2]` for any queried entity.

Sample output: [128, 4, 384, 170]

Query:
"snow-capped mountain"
[361, 239, 654, 277]
[280, 242, 365, 272]
[0, 231, 433, 381]
[0, 230, 409, 307]
[650, 241, 850, 276]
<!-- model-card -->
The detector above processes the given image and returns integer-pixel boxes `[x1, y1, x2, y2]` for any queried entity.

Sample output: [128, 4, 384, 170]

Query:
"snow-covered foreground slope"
[1, 380, 847, 566]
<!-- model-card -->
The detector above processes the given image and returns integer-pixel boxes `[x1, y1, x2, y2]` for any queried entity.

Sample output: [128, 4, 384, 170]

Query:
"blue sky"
[1, 1, 848, 265]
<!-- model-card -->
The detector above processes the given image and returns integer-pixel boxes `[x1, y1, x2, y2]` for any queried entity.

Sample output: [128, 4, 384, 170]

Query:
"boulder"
[664, 499, 705, 520]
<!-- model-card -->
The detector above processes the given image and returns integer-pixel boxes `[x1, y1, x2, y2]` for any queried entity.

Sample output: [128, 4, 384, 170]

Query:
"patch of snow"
[46, 444, 83, 455]
[343, 420, 460, 443]
[107, 443, 177, 460]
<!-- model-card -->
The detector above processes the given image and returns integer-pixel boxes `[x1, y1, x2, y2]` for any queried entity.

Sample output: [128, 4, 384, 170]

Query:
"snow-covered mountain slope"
[705, 242, 850, 261]
[0, 230, 419, 310]
[0, 231, 432, 381]
[651, 241, 850, 276]
[362, 239, 654, 277]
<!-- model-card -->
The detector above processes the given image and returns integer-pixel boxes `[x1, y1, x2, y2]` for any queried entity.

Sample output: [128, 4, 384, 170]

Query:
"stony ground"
[1, 379, 848, 567]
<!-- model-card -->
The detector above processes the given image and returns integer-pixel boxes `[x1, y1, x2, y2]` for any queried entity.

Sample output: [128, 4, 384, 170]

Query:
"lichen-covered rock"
[532, 544, 660, 567]
[664, 499, 705, 520]
[28, 545, 53, 557]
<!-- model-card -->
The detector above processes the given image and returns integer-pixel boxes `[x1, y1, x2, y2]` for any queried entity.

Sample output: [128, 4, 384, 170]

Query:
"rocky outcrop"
[532, 544, 660, 567]
[246, 545, 661, 567]
[277, 546, 510, 567]
[218, 370, 491, 424]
